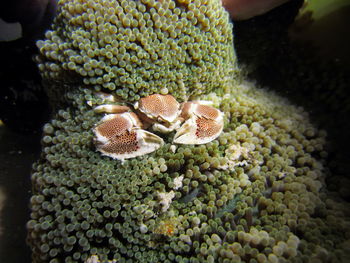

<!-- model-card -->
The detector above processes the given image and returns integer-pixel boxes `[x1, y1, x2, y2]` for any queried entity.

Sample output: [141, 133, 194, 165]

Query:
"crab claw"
[93, 112, 163, 161]
[94, 104, 131, 114]
[173, 102, 224, 144]
[134, 94, 181, 133]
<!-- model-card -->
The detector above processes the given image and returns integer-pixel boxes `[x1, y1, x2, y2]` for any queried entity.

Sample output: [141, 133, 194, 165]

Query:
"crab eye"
[173, 102, 224, 145]
[134, 94, 180, 124]
[93, 112, 163, 161]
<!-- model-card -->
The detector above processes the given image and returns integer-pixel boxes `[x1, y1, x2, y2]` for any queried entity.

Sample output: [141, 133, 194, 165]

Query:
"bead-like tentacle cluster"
[93, 94, 224, 161]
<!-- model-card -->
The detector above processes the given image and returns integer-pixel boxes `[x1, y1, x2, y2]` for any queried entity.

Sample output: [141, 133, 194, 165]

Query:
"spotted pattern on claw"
[195, 118, 222, 139]
[174, 101, 224, 145]
[95, 114, 133, 139]
[93, 112, 163, 161]
[195, 104, 220, 120]
[99, 131, 139, 154]
[136, 94, 180, 123]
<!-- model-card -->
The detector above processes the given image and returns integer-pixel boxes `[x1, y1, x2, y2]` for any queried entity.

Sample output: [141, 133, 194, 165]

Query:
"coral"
[35, 0, 237, 103]
[152, 216, 182, 237]
[27, 0, 350, 262]
[27, 81, 350, 262]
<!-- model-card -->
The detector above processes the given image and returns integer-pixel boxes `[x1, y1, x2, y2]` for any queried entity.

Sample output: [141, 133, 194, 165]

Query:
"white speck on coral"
[235, 160, 249, 167]
[157, 191, 175, 212]
[140, 223, 148, 234]
[188, 211, 197, 216]
[170, 144, 177, 153]
[85, 255, 98, 263]
[85, 255, 100, 263]
[228, 144, 250, 160]
[277, 172, 286, 179]
[173, 175, 184, 190]
[218, 144, 252, 170]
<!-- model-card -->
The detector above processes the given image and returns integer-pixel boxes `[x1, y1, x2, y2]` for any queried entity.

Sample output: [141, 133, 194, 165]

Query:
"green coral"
[36, 0, 237, 103]
[27, 81, 350, 262]
[27, 0, 350, 262]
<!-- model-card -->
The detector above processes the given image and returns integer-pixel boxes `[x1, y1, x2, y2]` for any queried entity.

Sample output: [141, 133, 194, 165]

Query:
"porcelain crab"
[173, 101, 224, 144]
[93, 111, 164, 162]
[92, 93, 224, 161]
